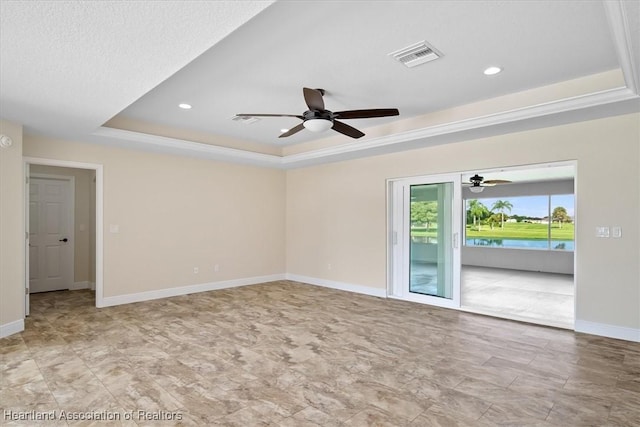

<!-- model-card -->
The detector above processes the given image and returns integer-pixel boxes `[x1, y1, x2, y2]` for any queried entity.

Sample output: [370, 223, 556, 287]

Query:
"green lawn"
[412, 222, 574, 240]
[466, 222, 574, 240]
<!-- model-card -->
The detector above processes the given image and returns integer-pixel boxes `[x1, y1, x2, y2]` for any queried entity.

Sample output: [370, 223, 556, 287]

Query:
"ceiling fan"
[236, 87, 399, 139]
[463, 174, 512, 193]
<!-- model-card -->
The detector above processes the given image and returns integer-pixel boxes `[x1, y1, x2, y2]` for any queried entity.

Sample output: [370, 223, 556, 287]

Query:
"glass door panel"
[409, 183, 453, 299]
[388, 173, 461, 309]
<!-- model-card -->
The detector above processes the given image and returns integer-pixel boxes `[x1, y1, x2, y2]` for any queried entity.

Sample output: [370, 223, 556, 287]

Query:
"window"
[464, 194, 574, 250]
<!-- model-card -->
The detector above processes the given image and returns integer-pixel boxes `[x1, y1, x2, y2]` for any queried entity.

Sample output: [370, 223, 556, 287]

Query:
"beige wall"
[4, 113, 639, 336]
[29, 165, 94, 284]
[286, 113, 640, 330]
[23, 136, 286, 298]
[0, 120, 24, 327]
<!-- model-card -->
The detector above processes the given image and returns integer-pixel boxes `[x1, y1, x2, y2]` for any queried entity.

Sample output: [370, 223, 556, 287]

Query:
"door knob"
[59, 238, 68, 242]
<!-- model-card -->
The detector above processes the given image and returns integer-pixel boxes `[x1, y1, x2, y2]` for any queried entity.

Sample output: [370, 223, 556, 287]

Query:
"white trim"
[283, 87, 637, 167]
[0, 319, 24, 338]
[100, 274, 286, 307]
[23, 157, 104, 310]
[70, 281, 90, 290]
[603, 0, 639, 94]
[575, 319, 640, 343]
[91, 87, 638, 169]
[286, 274, 387, 298]
[24, 162, 29, 317]
[92, 127, 283, 167]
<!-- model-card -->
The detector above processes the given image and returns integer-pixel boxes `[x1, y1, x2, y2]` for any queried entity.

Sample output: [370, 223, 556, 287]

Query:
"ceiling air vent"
[389, 41, 441, 68]
[232, 115, 260, 125]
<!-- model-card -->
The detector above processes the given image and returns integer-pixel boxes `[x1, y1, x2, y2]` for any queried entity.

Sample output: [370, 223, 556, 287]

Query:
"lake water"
[466, 238, 574, 250]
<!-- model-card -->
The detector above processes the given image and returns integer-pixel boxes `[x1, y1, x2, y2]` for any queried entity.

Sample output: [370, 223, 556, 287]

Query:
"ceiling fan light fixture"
[303, 118, 332, 133]
[469, 185, 485, 193]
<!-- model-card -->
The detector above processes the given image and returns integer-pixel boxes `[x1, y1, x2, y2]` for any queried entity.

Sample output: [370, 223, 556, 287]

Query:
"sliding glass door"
[389, 173, 461, 308]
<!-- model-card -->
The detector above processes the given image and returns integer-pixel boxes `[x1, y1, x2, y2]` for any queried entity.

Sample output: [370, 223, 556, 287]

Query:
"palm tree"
[552, 206, 569, 229]
[492, 200, 513, 229]
[467, 200, 488, 231]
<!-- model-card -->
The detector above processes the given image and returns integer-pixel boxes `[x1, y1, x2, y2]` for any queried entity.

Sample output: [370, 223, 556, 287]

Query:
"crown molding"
[603, 0, 639, 94]
[91, 0, 640, 169]
[94, 85, 638, 169]
[283, 86, 639, 168]
[92, 126, 282, 168]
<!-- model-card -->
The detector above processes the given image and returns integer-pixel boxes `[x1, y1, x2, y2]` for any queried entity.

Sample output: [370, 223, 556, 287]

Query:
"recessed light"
[178, 103, 192, 109]
[280, 128, 289, 133]
[483, 66, 502, 76]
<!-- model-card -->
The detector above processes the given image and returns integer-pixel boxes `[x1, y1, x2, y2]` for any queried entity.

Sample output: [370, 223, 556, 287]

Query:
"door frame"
[387, 160, 577, 329]
[24, 157, 104, 310]
[386, 172, 463, 309]
[28, 173, 76, 299]
[454, 160, 578, 329]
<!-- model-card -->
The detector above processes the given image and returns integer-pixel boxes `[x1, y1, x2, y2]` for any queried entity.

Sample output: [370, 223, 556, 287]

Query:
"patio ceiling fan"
[236, 87, 399, 139]
[463, 174, 512, 193]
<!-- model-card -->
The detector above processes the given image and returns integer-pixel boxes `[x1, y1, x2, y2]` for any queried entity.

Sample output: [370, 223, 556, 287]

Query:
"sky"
[471, 195, 575, 218]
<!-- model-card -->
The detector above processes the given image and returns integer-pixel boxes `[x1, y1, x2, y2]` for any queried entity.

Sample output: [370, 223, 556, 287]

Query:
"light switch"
[596, 227, 610, 238]
[109, 224, 120, 233]
[612, 226, 622, 238]
[79, 224, 85, 232]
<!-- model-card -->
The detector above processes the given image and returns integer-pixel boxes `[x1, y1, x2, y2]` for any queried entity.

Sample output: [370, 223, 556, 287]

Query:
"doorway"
[387, 162, 576, 330]
[459, 163, 576, 328]
[24, 157, 104, 314]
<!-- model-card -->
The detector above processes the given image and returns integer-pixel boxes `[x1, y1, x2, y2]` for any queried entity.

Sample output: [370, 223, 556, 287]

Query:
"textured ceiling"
[0, 0, 638, 167]
[0, 0, 273, 137]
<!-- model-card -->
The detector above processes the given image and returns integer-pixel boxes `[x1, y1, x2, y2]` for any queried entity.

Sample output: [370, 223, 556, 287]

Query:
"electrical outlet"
[193, 267, 199, 274]
[327, 263, 332, 270]
[214, 264, 219, 272]
[612, 226, 622, 238]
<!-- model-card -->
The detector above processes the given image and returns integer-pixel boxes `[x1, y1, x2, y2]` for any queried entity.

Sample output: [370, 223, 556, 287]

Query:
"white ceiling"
[1, 1, 639, 167]
[0, 1, 274, 137]
[117, 0, 621, 146]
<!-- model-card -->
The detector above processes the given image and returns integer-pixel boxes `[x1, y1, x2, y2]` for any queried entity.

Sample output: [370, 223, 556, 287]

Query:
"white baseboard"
[69, 281, 90, 290]
[575, 319, 640, 342]
[90, 281, 96, 291]
[286, 274, 387, 298]
[99, 274, 286, 308]
[0, 319, 25, 338]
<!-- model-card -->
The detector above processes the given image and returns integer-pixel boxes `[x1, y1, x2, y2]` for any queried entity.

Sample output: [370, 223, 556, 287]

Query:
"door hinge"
[25, 287, 29, 295]
[393, 231, 398, 245]
[26, 176, 29, 184]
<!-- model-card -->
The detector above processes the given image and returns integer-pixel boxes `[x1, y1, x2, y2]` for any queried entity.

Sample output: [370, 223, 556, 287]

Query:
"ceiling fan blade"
[303, 87, 325, 111]
[332, 120, 365, 139]
[334, 108, 400, 119]
[236, 113, 304, 119]
[483, 179, 512, 184]
[279, 123, 305, 138]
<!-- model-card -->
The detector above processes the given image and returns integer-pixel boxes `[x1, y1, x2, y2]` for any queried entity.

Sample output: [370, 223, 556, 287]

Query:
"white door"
[29, 177, 74, 293]
[389, 173, 462, 309]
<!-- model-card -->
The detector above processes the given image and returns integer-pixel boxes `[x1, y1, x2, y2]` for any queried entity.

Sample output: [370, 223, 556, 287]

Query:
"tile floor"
[461, 266, 574, 328]
[410, 264, 574, 328]
[1, 281, 639, 426]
